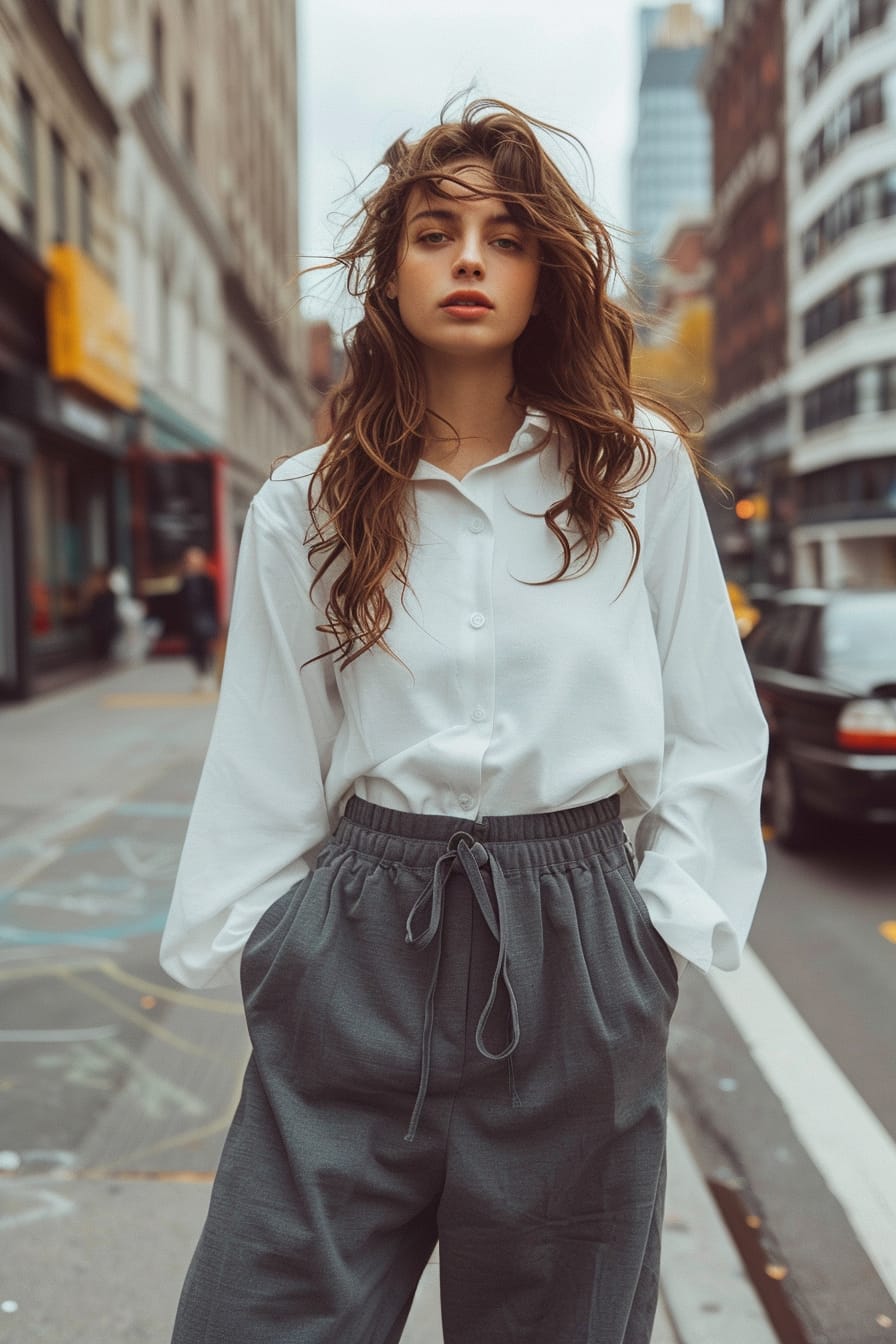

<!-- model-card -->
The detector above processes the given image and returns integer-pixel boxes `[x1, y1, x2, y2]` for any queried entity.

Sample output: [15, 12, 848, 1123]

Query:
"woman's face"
[386, 158, 541, 368]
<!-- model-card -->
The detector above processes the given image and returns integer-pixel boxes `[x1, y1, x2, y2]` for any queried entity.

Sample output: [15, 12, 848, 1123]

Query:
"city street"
[1, 661, 895, 1343]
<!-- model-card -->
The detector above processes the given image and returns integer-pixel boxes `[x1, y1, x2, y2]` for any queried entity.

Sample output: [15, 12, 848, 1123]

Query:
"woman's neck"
[419, 355, 526, 478]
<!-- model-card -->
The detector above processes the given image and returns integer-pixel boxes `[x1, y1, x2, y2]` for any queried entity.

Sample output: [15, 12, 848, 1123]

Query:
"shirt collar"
[412, 407, 553, 483]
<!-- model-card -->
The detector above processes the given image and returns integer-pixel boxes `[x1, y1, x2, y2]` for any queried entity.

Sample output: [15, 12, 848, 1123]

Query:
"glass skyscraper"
[629, 4, 713, 312]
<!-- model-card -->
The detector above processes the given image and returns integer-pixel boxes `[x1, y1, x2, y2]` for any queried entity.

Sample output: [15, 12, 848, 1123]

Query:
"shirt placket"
[453, 476, 497, 819]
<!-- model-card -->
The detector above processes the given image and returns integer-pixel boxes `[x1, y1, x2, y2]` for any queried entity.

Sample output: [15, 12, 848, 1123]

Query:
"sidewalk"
[0, 660, 779, 1343]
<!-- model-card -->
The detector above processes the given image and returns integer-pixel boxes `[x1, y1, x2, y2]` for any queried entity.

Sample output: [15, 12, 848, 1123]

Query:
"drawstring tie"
[403, 831, 521, 1142]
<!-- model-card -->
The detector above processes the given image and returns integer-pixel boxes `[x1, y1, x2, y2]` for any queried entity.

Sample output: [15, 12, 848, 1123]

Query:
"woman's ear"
[385, 278, 398, 300]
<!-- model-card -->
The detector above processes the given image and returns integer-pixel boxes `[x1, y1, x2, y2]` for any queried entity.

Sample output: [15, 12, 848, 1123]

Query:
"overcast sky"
[297, 0, 719, 325]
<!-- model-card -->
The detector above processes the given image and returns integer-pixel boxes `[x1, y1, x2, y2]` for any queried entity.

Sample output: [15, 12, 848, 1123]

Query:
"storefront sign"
[46, 244, 138, 410]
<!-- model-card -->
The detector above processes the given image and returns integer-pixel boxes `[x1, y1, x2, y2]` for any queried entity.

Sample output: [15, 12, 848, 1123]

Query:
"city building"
[629, 2, 714, 321]
[631, 215, 715, 427]
[0, 0, 137, 699]
[0, 1, 318, 697]
[91, 1, 232, 644]
[210, 1, 315, 550]
[784, 0, 896, 588]
[702, 0, 791, 593]
[91, 0, 315, 640]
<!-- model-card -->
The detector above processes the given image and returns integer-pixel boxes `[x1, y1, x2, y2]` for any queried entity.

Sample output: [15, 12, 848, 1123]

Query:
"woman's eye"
[493, 237, 522, 251]
[420, 231, 448, 244]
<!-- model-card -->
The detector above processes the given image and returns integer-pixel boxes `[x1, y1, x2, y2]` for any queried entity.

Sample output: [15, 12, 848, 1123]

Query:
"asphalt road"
[2, 658, 894, 1343]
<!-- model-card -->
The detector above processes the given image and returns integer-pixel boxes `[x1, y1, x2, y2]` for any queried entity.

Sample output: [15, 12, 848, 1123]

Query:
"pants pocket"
[613, 855, 679, 993]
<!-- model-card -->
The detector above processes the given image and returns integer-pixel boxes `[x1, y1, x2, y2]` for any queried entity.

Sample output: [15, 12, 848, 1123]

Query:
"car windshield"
[821, 594, 896, 689]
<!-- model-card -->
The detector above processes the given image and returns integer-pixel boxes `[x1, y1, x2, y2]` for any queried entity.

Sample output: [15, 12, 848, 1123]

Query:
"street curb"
[662, 1109, 779, 1344]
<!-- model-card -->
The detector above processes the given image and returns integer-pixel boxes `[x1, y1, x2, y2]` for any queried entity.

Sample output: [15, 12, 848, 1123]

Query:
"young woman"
[161, 99, 768, 1344]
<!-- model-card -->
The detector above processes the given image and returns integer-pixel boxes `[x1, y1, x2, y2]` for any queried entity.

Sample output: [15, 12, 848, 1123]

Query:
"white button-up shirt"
[160, 408, 769, 988]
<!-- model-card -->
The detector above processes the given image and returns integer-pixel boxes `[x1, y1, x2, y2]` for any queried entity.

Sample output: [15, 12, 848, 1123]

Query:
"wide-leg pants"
[170, 794, 679, 1344]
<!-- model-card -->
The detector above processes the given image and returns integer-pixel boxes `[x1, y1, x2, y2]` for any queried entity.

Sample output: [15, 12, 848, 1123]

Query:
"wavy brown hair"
[302, 98, 692, 667]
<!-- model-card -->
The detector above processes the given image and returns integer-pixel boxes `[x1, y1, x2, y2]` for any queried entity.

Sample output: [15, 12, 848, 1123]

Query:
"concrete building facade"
[0, 0, 316, 697]
[784, 0, 896, 588]
[90, 0, 313, 630]
[702, 0, 791, 593]
[0, 0, 136, 698]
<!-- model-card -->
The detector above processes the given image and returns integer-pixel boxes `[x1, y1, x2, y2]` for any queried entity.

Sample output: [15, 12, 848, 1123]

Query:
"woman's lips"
[441, 303, 492, 319]
[440, 291, 493, 319]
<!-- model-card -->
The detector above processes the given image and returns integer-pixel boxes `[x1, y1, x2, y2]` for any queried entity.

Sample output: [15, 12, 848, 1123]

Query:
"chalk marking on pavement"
[80, 1068, 247, 1177]
[34, 1040, 207, 1120]
[56, 970, 222, 1057]
[0, 924, 129, 950]
[0, 1026, 119, 1043]
[0, 798, 118, 895]
[98, 960, 242, 1014]
[710, 944, 896, 1301]
[0, 1187, 75, 1233]
[0, 957, 243, 1014]
[0, 798, 118, 859]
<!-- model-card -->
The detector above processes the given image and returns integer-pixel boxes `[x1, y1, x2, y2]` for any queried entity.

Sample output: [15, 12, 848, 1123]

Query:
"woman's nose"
[452, 240, 485, 279]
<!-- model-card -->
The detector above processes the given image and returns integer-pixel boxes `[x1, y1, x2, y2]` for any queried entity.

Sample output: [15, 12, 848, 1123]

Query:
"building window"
[800, 456, 896, 519]
[159, 266, 171, 377]
[188, 289, 200, 389]
[885, 266, 896, 312]
[151, 11, 165, 99]
[802, 77, 885, 184]
[51, 129, 67, 243]
[883, 363, 896, 412]
[803, 278, 860, 347]
[801, 0, 886, 100]
[802, 170, 891, 268]
[885, 168, 896, 217]
[803, 370, 860, 431]
[182, 82, 195, 158]
[16, 81, 38, 246]
[78, 168, 92, 255]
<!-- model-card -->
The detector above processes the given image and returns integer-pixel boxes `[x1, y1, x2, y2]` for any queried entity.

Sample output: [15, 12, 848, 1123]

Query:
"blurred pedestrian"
[179, 546, 218, 692]
[161, 99, 768, 1343]
[82, 566, 120, 663]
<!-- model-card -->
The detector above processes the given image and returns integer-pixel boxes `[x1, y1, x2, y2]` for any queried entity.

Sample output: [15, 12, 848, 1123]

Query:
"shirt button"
[471, 706, 487, 722]
[458, 793, 475, 810]
[469, 517, 485, 533]
[469, 612, 486, 629]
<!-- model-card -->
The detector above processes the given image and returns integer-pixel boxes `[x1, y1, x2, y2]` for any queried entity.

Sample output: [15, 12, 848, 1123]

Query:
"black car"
[743, 588, 896, 848]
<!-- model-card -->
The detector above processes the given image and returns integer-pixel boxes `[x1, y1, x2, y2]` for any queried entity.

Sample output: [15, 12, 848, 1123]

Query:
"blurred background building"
[0, 0, 323, 699]
[702, 0, 790, 594]
[631, 0, 896, 600]
[0, 0, 134, 700]
[784, 0, 896, 589]
[629, 2, 713, 323]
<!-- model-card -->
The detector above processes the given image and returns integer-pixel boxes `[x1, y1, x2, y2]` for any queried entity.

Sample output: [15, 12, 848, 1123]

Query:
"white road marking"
[710, 945, 896, 1301]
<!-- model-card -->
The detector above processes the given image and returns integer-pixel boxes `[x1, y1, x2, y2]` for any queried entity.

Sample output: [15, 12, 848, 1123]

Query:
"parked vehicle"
[743, 588, 896, 848]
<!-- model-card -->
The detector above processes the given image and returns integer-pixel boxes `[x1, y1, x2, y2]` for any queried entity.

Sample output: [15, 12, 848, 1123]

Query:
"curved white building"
[786, 0, 896, 586]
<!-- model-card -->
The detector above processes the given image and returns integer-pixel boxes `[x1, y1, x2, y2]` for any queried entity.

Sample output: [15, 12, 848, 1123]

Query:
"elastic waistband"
[336, 794, 624, 868]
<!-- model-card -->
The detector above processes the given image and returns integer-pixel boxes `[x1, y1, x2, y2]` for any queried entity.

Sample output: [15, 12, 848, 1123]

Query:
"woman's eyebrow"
[408, 207, 520, 228]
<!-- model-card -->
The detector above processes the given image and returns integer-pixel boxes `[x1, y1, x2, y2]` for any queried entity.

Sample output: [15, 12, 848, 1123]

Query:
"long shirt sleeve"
[159, 490, 343, 989]
[160, 411, 769, 989]
[628, 434, 770, 973]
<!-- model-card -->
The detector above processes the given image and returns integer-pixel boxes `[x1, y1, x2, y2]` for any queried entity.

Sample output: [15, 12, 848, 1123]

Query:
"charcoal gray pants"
[170, 794, 679, 1343]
